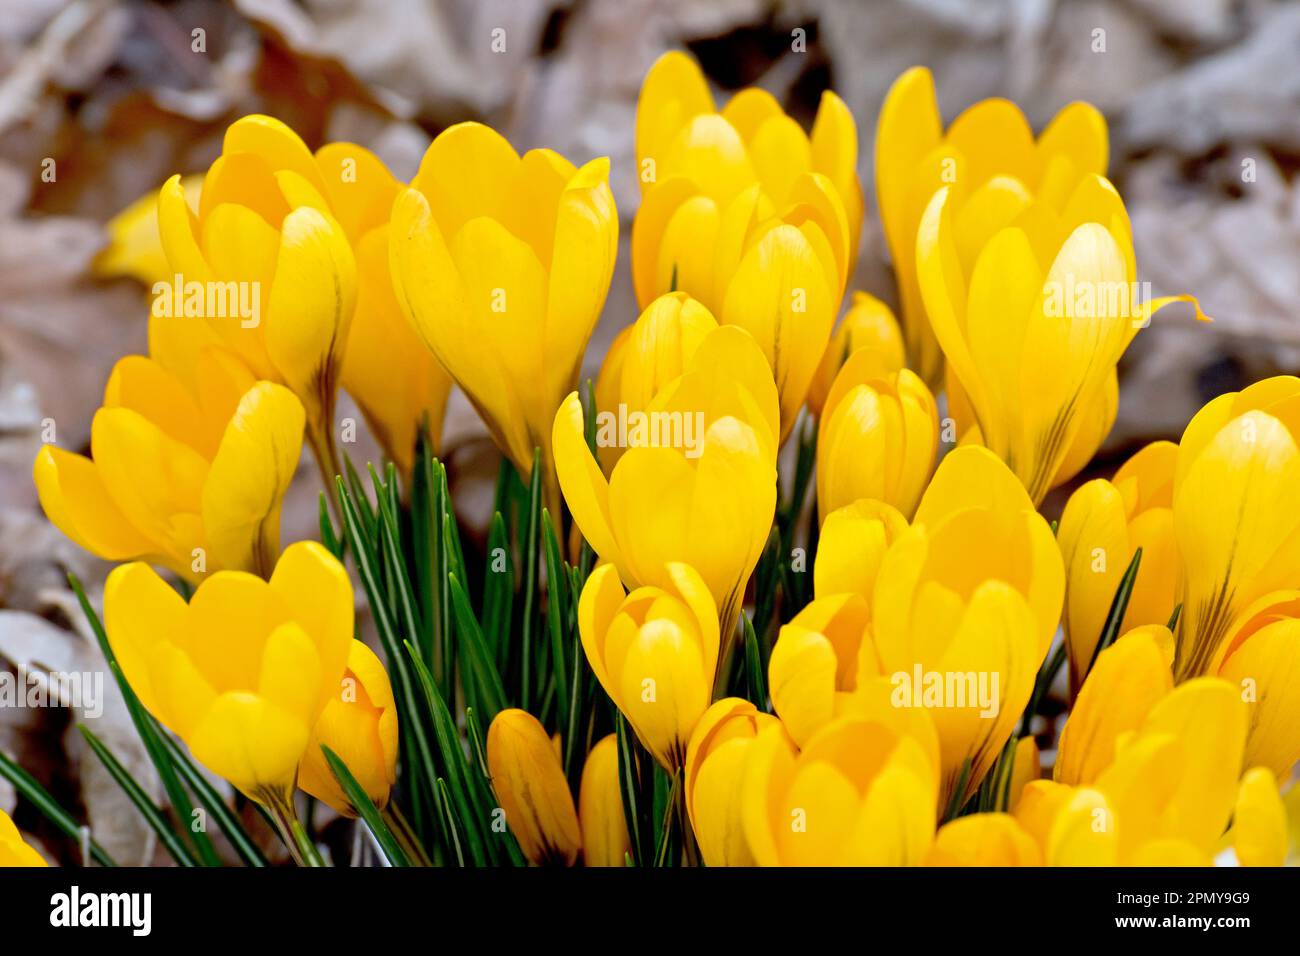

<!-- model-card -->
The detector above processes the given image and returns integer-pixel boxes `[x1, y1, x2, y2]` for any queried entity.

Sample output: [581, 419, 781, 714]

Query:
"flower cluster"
[5, 53, 1295, 869]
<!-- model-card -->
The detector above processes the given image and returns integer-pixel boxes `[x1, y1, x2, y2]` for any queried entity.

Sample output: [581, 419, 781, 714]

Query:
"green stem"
[308, 418, 344, 525]
[263, 789, 327, 867]
[381, 804, 433, 867]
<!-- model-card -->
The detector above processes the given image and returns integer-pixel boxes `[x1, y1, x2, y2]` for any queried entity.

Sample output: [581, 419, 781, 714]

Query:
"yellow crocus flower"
[0, 809, 45, 867]
[578, 563, 719, 772]
[924, 813, 1041, 866]
[632, 51, 857, 441]
[103, 541, 354, 807]
[1057, 441, 1181, 695]
[1204, 591, 1300, 777]
[1055, 625, 1174, 786]
[876, 65, 1109, 387]
[807, 291, 906, 416]
[741, 714, 938, 866]
[34, 354, 304, 582]
[1231, 767, 1288, 867]
[684, 698, 784, 867]
[872, 446, 1063, 805]
[315, 142, 452, 476]
[389, 122, 618, 512]
[554, 325, 778, 637]
[577, 734, 630, 867]
[1173, 376, 1300, 679]
[1024, 678, 1247, 865]
[486, 709, 582, 866]
[592, 291, 722, 473]
[816, 351, 938, 520]
[914, 152, 1203, 504]
[156, 115, 358, 482]
[297, 640, 399, 816]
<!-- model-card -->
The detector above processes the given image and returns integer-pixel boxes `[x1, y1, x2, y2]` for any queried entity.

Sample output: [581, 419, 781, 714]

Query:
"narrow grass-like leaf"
[70, 573, 220, 866]
[483, 512, 513, 661]
[0, 748, 116, 866]
[1086, 547, 1143, 678]
[321, 745, 410, 867]
[519, 448, 544, 710]
[78, 725, 196, 867]
[615, 713, 644, 866]
[448, 573, 508, 724]
[742, 613, 767, 711]
[541, 510, 570, 729]
[653, 769, 683, 867]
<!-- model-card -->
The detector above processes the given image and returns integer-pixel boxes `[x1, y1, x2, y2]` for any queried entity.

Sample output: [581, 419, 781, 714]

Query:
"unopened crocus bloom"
[914, 161, 1204, 505]
[807, 291, 906, 416]
[767, 499, 911, 746]
[389, 122, 618, 511]
[34, 355, 304, 582]
[315, 142, 452, 476]
[1019, 678, 1247, 864]
[554, 325, 778, 637]
[633, 51, 856, 440]
[593, 291, 721, 473]
[1057, 441, 1180, 695]
[741, 714, 938, 866]
[876, 66, 1109, 387]
[1231, 767, 1288, 867]
[1054, 625, 1174, 785]
[924, 813, 1041, 866]
[0, 809, 45, 867]
[1203, 591, 1300, 777]
[816, 350, 938, 519]
[1173, 376, 1300, 679]
[156, 115, 357, 483]
[486, 709, 582, 866]
[104, 542, 353, 808]
[872, 446, 1064, 804]
[578, 734, 631, 867]
[297, 640, 399, 816]
[684, 698, 785, 867]
[579, 563, 719, 771]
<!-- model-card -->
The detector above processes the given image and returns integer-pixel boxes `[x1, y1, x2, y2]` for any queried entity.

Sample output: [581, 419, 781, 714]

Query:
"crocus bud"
[872, 447, 1063, 806]
[1231, 767, 1287, 867]
[298, 640, 399, 815]
[578, 563, 720, 771]
[593, 291, 719, 473]
[35, 358, 304, 582]
[684, 698, 783, 867]
[807, 292, 905, 416]
[632, 51, 856, 441]
[924, 813, 1041, 866]
[389, 122, 618, 512]
[1057, 441, 1180, 696]
[877, 65, 1109, 387]
[741, 715, 938, 866]
[813, 499, 909, 602]
[0, 809, 45, 867]
[486, 709, 582, 866]
[578, 735, 630, 867]
[104, 542, 353, 804]
[1054, 625, 1174, 785]
[555, 324, 777, 638]
[817, 353, 938, 519]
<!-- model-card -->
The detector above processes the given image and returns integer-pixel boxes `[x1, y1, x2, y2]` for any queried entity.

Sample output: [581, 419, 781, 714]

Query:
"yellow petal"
[1231, 767, 1287, 867]
[578, 734, 629, 866]
[486, 708, 582, 866]
[33, 445, 159, 562]
[925, 813, 1041, 866]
